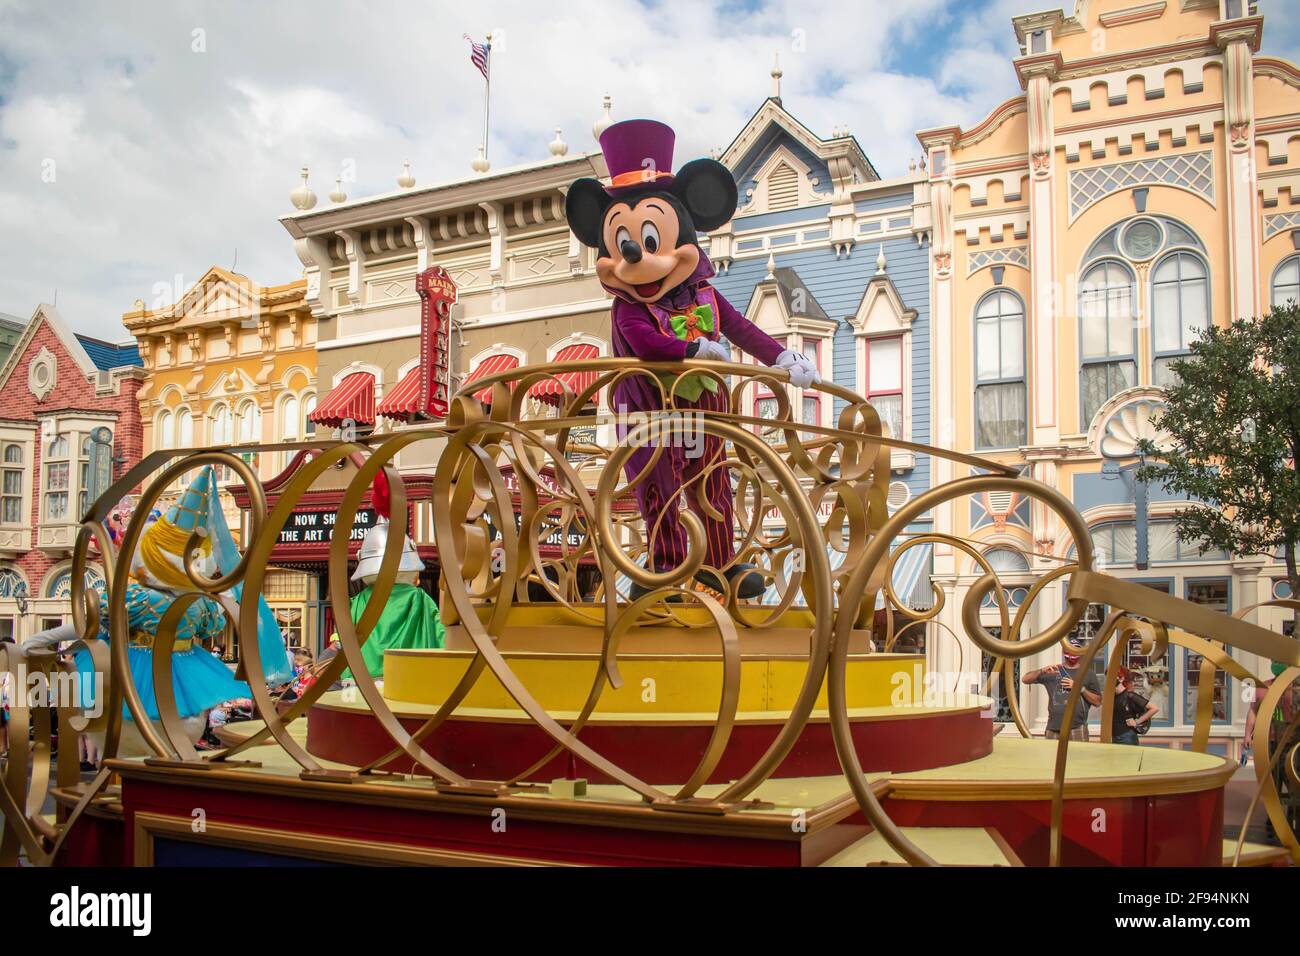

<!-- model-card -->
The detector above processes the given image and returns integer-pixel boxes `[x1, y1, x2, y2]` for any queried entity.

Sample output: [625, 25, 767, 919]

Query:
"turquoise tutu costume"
[74, 467, 292, 721]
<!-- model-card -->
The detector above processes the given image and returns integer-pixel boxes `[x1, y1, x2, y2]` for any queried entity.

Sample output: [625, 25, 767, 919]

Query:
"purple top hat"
[599, 119, 676, 195]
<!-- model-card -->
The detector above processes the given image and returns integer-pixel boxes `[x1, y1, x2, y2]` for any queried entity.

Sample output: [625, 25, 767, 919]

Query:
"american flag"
[463, 34, 490, 80]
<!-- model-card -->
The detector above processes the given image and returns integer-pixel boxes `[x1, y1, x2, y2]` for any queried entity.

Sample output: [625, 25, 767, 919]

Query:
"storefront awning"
[463, 354, 520, 404]
[377, 366, 423, 423]
[309, 371, 375, 428]
[528, 343, 601, 406]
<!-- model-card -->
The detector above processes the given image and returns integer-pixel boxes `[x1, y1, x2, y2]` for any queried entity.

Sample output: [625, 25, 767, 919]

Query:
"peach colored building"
[920, 0, 1293, 754]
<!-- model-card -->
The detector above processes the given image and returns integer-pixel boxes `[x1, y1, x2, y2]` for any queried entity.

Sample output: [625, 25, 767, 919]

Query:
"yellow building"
[920, 0, 1292, 754]
[124, 267, 320, 650]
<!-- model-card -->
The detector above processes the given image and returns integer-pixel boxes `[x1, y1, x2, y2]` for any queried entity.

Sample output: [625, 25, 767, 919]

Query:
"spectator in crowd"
[1245, 662, 1297, 757]
[1022, 643, 1102, 741]
[0, 636, 11, 758]
[1111, 667, 1158, 745]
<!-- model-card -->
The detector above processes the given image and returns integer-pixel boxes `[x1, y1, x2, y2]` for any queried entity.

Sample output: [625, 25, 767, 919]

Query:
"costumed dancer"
[60, 466, 292, 757]
[337, 472, 445, 679]
[565, 119, 820, 600]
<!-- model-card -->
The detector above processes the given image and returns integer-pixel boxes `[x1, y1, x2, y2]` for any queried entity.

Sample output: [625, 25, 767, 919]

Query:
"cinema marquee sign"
[278, 508, 377, 546]
[416, 266, 456, 419]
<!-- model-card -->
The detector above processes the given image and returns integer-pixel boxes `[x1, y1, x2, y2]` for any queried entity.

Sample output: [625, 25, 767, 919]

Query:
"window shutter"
[767, 163, 799, 211]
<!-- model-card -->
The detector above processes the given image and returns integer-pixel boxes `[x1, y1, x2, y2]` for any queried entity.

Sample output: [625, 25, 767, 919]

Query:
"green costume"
[342, 582, 446, 679]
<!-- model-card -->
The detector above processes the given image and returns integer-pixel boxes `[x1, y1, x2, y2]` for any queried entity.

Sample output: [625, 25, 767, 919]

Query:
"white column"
[1218, 26, 1262, 323]
[1024, 66, 1060, 445]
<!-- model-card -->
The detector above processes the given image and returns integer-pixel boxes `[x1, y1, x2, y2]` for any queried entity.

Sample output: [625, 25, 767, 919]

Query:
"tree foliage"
[1135, 303, 1300, 596]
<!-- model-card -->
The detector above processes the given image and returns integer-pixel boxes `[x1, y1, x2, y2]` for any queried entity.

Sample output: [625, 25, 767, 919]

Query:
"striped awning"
[528, 343, 601, 406]
[759, 539, 933, 611]
[880, 541, 934, 610]
[309, 371, 375, 428]
[377, 366, 423, 423]
[463, 354, 520, 404]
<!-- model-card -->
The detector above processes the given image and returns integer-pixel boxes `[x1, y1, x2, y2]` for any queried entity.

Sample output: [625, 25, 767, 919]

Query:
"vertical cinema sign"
[416, 266, 456, 418]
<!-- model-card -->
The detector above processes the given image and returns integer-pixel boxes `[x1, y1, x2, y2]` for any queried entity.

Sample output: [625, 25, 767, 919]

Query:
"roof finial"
[765, 252, 776, 279]
[771, 52, 783, 103]
[290, 166, 317, 211]
[471, 144, 490, 174]
[593, 94, 614, 140]
[397, 160, 416, 189]
[876, 243, 887, 274]
[549, 127, 569, 157]
[329, 176, 347, 204]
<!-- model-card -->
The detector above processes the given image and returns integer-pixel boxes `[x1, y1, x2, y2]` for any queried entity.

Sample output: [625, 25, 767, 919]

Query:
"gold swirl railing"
[2, 357, 1298, 866]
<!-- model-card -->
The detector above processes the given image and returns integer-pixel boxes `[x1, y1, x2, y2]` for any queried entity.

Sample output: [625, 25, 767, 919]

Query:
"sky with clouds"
[2, 0, 1299, 341]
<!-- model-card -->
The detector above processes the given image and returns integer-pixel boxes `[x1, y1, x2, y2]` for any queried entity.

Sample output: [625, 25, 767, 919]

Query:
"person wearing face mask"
[1111, 667, 1158, 745]
[1022, 642, 1103, 741]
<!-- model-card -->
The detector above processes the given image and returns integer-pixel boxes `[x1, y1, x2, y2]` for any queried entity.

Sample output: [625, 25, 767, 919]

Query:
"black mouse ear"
[672, 158, 737, 232]
[565, 178, 610, 248]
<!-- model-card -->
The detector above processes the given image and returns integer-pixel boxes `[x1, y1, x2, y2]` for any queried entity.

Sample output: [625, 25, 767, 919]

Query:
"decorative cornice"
[1014, 51, 1064, 90]
[1099, 2, 1167, 29]
[1209, 16, 1263, 54]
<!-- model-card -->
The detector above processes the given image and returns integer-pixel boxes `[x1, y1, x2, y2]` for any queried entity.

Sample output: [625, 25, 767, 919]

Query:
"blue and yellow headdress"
[130, 466, 291, 685]
[133, 468, 215, 590]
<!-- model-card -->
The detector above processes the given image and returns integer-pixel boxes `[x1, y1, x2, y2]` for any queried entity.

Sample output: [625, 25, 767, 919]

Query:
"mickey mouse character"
[566, 119, 819, 600]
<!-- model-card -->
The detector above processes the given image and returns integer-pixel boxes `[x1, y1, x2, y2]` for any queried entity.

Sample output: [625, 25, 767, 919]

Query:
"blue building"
[702, 90, 935, 607]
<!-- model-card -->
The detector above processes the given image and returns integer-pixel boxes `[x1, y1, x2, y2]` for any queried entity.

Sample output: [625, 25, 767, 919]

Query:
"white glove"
[774, 349, 820, 388]
[691, 339, 732, 362]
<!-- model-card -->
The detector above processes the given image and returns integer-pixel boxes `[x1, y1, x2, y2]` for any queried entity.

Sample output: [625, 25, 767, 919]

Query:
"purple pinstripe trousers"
[623, 383, 735, 573]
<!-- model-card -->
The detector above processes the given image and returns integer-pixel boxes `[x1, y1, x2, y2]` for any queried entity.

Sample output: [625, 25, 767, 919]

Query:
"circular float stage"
[306, 605, 995, 783]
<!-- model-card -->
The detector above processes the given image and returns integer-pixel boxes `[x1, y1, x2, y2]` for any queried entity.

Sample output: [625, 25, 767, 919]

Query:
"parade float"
[1, 349, 1297, 868]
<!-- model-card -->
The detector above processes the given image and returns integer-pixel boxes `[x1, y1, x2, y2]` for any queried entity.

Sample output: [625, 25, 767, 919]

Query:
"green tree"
[1135, 304, 1300, 614]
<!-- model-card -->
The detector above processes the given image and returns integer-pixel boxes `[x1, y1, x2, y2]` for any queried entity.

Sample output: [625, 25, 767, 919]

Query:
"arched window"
[303, 393, 317, 438]
[1272, 255, 1300, 308]
[0, 569, 27, 598]
[156, 409, 175, 449]
[176, 408, 193, 447]
[47, 566, 105, 599]
[1078, 260, 1137, 427]
[282, 396, 300, 441]
[973, 290, 1026, 449]
[982, 546, 1031, 574]
[237, 400, 261, 472]
[209, 404, 232, 445]
[1151, 252, 1208, 388]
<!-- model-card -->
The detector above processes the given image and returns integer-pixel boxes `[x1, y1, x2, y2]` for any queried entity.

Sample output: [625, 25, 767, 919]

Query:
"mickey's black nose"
[619, 239, 642, 263]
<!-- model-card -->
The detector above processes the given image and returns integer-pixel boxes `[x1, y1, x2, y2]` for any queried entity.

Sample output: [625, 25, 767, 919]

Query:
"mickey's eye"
[641, 221, 660, 253]
[614, 227, 632, 252]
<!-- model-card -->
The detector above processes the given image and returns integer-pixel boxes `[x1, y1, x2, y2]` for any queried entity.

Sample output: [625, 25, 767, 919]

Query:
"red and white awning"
[462, 354, 520, 404]
[377, 366, 423, 423]
[309, 371, 375, 428]
[528, 343, 602, 407]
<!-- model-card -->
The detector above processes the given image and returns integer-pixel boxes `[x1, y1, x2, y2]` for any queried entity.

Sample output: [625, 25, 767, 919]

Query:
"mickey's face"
[596, 196, 700, 304]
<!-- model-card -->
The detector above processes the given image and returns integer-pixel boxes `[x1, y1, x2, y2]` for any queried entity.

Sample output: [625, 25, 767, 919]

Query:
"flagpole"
[482, 33, 492, 162]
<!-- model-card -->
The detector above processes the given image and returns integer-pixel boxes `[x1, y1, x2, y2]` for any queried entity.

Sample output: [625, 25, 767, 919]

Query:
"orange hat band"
[609, 168, 673, 189]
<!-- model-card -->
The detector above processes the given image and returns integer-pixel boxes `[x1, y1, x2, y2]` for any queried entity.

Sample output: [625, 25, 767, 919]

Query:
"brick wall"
[3, 318, 144, 599]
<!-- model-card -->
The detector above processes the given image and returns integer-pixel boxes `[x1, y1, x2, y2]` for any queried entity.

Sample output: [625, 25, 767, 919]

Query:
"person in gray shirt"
[1023, 647, 1102, 741]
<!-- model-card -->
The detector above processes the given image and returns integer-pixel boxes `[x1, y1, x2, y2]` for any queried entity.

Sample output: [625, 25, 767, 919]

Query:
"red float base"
[303, 699, 994, 784]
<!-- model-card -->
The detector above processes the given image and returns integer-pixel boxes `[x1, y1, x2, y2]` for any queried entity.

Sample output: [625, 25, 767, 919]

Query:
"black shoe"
[626, 580, 685, 603]
[694, 564, 766, 600]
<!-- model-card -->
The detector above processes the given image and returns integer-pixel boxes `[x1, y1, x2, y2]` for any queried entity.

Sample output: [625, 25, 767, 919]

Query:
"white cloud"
[0, 0, 1285, 340]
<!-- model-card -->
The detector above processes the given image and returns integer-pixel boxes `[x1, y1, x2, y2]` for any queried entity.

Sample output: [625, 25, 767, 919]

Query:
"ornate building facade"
[920, 0, 1290, 753]
[0, 305, 144, 641]
[124, 267, 318, 650]
[705, 83, 935, 607]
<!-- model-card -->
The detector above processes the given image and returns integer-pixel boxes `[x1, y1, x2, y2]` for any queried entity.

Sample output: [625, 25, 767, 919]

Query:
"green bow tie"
[669, 304, 715, 340]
